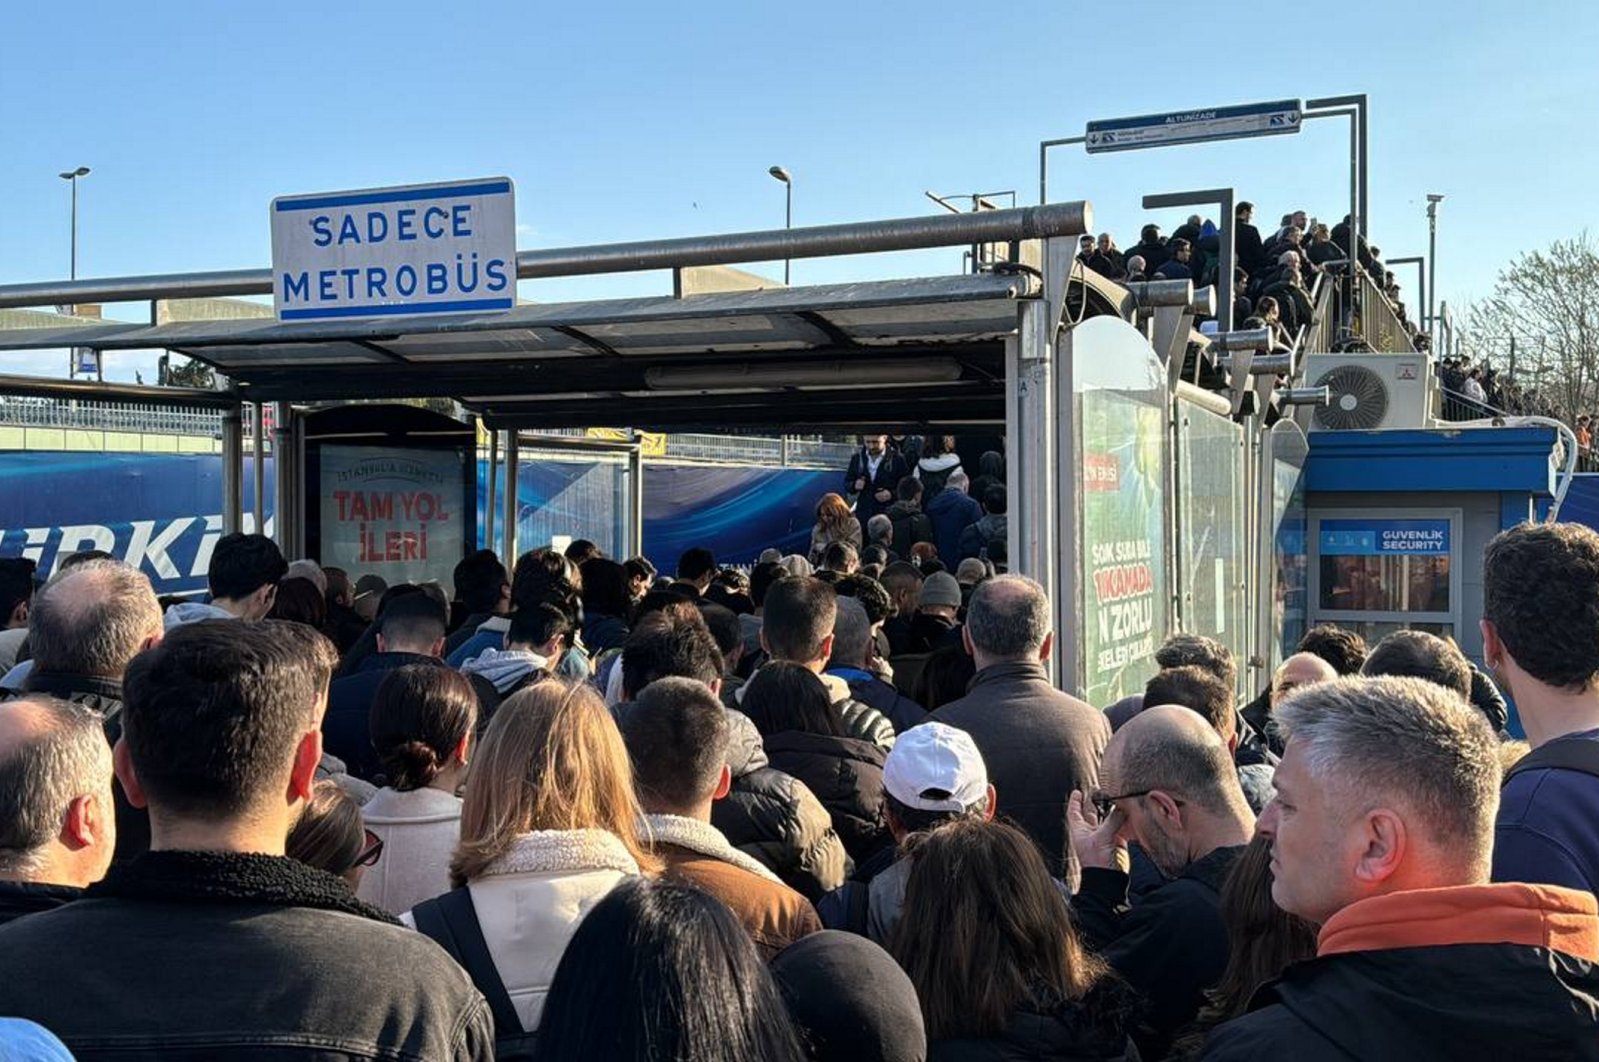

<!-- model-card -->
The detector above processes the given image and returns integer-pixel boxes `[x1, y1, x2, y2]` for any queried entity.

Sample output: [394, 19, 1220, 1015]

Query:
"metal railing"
[0, 397, 226, 437]
[1354, 268, 1416, 353]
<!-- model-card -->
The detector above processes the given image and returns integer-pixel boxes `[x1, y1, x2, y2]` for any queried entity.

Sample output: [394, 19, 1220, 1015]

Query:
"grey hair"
[29, 560, 162, 678]
[0, 696, 113, 874]
[1276, 676, 1500, 872]
[965, 575, 1049, 659]
[830, 597, 873, 669]
[947, 469, 970, 493]
[866, 514, 894, 543]
[1278, 250, 1300, 266]
[1126, 255, 1146, 272]
[286, 559, 327, 595]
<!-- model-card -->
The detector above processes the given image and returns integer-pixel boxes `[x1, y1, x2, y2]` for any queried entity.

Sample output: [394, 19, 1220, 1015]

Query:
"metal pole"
[1038, 136, 1087, 205]
[784, 182, 792, 286]
[1142, 188, 1234, 332]
[221, 406, 243, 536]
[485, 427, 499, 554]
[69, 178, 78, 282]
[1387, 256, 1426, 341]
[252, 401, 265, 535]
[1008, 298, 1057, 671]
[1427, 201, 1440, 336]
[273, 401, 292, 552]
[502, 430, 520, 571]
[627, 440, 644, 558]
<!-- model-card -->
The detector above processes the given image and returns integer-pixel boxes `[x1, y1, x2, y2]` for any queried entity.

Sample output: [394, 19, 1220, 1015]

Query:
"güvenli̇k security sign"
[270, 177, 517, 321]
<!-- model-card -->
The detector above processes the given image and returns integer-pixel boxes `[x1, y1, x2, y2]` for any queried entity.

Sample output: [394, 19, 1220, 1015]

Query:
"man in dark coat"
[929, 576, 1109, 881]
[1126, 224, 1168, 276]
[1234, 201, 1268, 274]
[844, 434, 909, 533]
[1069, 706, 1254, 1059]
[885, 479, 935, 562]
[1200, 677, 1599, 1060]
[1154, 238, 1194, 280]
[0, 621, 494, 1061]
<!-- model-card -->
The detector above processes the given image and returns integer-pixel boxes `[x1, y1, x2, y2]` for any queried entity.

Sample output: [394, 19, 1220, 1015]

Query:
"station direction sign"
[271, 177, 517, 321]
[1085, 99, 1302, 154]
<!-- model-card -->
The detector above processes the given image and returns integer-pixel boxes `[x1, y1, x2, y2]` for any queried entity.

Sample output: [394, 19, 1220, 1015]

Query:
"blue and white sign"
[1319, 518, 1451, 557]
[271, 178, 517, 321]
[1085, 99, 1302, 154]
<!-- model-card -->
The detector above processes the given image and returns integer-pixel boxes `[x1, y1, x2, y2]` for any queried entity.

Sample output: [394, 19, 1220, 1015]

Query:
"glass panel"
[1072, 316, 1170, 709]
[498, 448, 630, 561]
[1178, 404, 1247, 697]
[1263, 422, 1309, 671]
[1341, 620, 1454, 644]
[1315, 516, 1452, 614]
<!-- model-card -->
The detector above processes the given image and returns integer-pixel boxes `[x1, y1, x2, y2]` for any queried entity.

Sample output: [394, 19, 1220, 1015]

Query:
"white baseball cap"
[884, 722, 988, 813]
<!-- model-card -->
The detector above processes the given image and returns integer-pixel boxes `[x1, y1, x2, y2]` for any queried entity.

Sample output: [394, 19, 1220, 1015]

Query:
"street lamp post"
[1426, 194, 1444, 337]
[58, 166, 90, 379]
[768, 165, 792, 285]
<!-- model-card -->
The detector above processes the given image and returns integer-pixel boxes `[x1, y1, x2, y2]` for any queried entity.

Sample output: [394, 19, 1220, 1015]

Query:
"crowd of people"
[0, 446, 1597, 1059]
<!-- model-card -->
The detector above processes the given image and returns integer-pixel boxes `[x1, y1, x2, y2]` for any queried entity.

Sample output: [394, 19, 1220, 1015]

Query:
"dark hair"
[378, 590, 448, 649]
[750, 562, 789, 608]
[860, 545, 889, 569]
[677, 548, 718, 583]
[911, 644, 976, 711]
[1361, 630, 1472, 699]
[1175, 836, 1316, 1050]
[698, 603, 741, 663]
[370, 665, 477, 791]
[207, 532, 287, 601]
[619, 677, 729, 813]
[0, 558, 35, 622]
[761, 577, 838, 663]
[565, 539, 602, 566]
[636, 587, 695, 624]
[1144, 666, 1236, 745]
[896, 477, 923, 502]
[538, 878, 806, 1062]
[1297, 624, 1368, 676]
[622, 614, 724, 700]
[890, 818, 1111, 1041]
[740, 661, 843, 738]
[1154, 634, 1237, 691]
[577, 558, 630, 620]
[286, 780, 366, 877]
[884, 790, 983, 838]
[511, 549, 580, 619]
[981, 485, 1007, 515]
[509, 602, 571, 650]
[268, 577, 327, 630]
[822, 542, 859, 572]
[453, 550, 509, 615]
[624, 555, 656, 582]
[1483, 522, 1599, 689]
[122, 620, 337, 819]
[835, 573, 893, 627]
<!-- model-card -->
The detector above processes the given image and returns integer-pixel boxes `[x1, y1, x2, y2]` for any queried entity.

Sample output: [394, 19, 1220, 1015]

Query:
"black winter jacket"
[0, 880, 80, 928]
[1200, 941, 1599, 1060]
[0, 850, 493, 1061]
[832, 668, 928, 734]
[1072, 845, 1243, 1060]
[887, 501, 935, 559]
[763, 729, 892, 865]
[928, 983, 1140, 1062]
[711, 711, 850, 901]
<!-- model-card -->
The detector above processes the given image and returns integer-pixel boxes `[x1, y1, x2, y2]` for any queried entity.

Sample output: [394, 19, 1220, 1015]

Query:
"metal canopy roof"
[0, 203, 1110, 430]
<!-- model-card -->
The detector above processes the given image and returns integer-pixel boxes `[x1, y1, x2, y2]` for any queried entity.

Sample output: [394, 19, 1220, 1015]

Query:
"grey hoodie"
[162, 601, 237, 631]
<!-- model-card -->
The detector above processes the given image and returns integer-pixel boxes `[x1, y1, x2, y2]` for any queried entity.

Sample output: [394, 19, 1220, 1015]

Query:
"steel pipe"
[1280, 386, 1331, 406]
[0, 372, 237, 407]
[1123, 280, 1195, 308]
[1208, 328, 1274, 353]
[0, 203, 1093, 310]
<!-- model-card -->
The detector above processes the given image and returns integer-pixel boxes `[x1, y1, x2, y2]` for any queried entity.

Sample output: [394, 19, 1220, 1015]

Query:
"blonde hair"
[450, 679, 658, 886]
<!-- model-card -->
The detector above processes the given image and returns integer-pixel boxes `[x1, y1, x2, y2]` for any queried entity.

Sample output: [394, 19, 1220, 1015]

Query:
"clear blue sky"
[2, 0, 1593, 380]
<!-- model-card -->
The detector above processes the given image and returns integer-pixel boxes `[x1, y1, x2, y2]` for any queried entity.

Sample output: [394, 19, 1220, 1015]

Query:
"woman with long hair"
[914, 435, 963, 501]
[810, 492, 863, 566]
[1169, 836, 1317, 1057]
[740, 662, 890, 865]
[890, 818, 1136, 1061]
[536, 878, 807, 1062]
[355, 665, 477, 916]
[418, 679, 656, 1033]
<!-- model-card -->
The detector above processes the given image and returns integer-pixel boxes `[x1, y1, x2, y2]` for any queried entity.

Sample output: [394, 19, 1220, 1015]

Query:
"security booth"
[1299, 425, 1569, 668]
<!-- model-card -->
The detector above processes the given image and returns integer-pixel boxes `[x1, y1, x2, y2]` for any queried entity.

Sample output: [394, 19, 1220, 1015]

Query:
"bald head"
[29, 561, 162, 679]
[965, 575, 1051, 664]
[1106, 704, 1243, 816]
[0, 695, 116, 884]
[1272, 652, 1338, 707]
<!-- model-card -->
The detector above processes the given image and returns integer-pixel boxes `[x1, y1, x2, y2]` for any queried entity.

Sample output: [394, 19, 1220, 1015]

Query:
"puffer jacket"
[762, 729, 892, 866]
[928, 983, 1139, 1062]
[403, 829, 637, 1033]
[821, 672, 896, 750]
[711, 711, 850, 901]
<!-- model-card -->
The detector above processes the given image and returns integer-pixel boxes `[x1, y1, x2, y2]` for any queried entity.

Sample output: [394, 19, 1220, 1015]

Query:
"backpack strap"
[1505, 736, 1599, 786]
[412, 887, 526, 1038]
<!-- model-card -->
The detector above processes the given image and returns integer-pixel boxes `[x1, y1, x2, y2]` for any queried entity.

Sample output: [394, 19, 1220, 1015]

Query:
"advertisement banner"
[320, 445, 467, 586]
[1080, 390, 1167, 707]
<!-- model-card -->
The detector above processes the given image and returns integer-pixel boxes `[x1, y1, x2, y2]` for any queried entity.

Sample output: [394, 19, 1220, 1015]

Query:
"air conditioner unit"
[1300, 354, 1436, 432]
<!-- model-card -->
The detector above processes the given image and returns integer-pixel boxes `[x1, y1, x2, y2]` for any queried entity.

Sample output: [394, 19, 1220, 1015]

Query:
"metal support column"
[501, 431, 520, 570]
[1306, 96, 1367, 272]
[251, 402, 265, 535]
[273, 401, 293, 555]
[221, 405, 243, 536]
[627, 440, 645, 558]
[1142, 189, 1234, 331]
[485, 427, 499, 555]
[1007, 296, 1058, 679]
[1038, 137, 1087, 205]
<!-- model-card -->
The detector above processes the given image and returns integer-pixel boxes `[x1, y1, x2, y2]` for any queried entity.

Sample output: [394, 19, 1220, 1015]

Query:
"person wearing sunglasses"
[288, 780, 382, 891]
[1066, 704, 1255, 1060]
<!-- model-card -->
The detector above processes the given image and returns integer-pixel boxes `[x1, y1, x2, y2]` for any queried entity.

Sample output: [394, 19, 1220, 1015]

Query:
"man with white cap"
[817, 721, 995, 943]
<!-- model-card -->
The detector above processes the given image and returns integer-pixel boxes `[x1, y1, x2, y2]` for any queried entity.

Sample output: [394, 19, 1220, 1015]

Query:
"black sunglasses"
[355, 829, 383, 868]
[1091, 789, 1153, 819]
